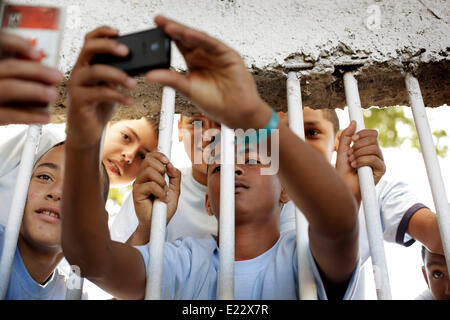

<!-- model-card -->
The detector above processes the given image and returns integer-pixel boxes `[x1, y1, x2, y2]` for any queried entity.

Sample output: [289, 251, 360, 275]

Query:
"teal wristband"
[235, 110, 279, 146]
[263, 110, 280, 138]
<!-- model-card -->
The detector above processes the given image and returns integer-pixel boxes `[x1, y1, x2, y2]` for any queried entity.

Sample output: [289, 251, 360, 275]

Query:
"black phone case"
[91, 28, 171, 76]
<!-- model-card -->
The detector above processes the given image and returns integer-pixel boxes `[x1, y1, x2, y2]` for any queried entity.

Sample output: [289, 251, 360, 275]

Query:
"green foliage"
[363, 106, 448, 158]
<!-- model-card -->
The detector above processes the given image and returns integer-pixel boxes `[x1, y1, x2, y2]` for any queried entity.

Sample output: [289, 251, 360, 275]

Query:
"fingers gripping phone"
[91, 27, 171, 76]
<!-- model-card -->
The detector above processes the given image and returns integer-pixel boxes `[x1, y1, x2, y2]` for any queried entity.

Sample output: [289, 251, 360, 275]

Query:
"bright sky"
[0, 105, 448, 300]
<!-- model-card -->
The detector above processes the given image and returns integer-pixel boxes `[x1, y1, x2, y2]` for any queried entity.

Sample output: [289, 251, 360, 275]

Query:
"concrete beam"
[11, 0, 448, 121]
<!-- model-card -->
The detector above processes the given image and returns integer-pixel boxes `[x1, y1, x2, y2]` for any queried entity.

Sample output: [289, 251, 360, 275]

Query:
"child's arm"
[0, 32, 64, 125]
[336, 125, 444, 256]
[145, 16, 359, 297]
[62, 26, 149, 299]
[126, 152, 181, 246]
[408, 208, 444, 255]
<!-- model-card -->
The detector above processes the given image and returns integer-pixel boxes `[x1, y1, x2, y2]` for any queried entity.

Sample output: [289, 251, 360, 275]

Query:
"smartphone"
[91, 28, 171, 76]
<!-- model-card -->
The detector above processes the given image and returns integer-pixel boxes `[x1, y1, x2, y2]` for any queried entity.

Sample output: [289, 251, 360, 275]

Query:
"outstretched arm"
[62, 26, 147, 299]
[408, 208, 444, 255]
[145, 16, 359, 297]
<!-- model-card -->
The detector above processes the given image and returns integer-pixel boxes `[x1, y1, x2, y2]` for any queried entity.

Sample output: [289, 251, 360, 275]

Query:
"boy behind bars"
[0, 142, 109, 299]
[61, 16, 359, 300]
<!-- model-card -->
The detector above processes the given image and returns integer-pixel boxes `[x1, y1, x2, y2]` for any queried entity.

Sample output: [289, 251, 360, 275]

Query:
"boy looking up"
[417, 246, 449, 300]
[0, 141, 110, 299]
[61, 16, 359, 300]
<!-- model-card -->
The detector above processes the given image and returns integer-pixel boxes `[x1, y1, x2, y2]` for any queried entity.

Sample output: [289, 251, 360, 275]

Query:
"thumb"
[337, 121, 357, 153]
[167, 162, 181, 193]
[336, 121, 357, 169]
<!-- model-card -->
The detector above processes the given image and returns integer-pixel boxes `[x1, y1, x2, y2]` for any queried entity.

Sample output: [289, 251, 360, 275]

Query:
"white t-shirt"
[110, 167, 293, 243]
[0, 225, 68, 300]
[134, 230, 361, 300]
[0, 125, 94, 299]
[0, 124, 65, 226]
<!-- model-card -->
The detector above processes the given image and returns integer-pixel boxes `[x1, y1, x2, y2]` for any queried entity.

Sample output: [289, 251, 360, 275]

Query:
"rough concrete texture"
[12, 0, 450, 122]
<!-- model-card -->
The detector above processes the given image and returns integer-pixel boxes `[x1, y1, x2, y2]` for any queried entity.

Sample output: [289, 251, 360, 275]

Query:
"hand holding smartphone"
[0, 3, 65, 123]
[91, 27, 171, 76]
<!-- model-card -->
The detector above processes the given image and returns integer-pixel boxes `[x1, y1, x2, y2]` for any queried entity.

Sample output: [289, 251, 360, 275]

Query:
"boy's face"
[21, 145, 65, 251]
[279, 107, 338, 163]
[179, 114, 220, 176]
[205, 146, 286, 224]
[102, 118, 158, 186]
[422, 251, 450, 300]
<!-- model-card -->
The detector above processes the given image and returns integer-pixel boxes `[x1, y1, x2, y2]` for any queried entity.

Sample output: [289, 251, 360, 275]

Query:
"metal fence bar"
[286, 71, 318, 300]
[145, 86, 176, 300]
[65, 272, 84, 300]
[218, 124, 235, 300]
[0, 125, 42, 299]
[405, 73, 450, 276]
[343, 72, 392, 300]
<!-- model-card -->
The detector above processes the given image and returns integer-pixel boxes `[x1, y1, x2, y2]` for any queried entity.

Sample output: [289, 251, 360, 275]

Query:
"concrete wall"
[10, 0, 450, 121]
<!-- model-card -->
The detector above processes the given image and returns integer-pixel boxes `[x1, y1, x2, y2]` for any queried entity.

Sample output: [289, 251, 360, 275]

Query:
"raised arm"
[145, 16, 359, 295]
[61, 27, 147, 299]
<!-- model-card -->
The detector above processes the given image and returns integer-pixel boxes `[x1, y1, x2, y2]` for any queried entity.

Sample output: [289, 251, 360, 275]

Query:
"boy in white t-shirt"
[277, 109, 443, 258]
[61, 16, 360, 300]
[277, 108, 444, 298]
[110, 114, 220, 243]
[0, 141, 110, 299]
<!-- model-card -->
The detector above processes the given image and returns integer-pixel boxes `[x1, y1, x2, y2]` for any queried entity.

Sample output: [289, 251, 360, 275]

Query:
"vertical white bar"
[287, 72, 318, 300]
[343, 72, 392, 300]
[218, 124, 235, 300]
[65, 127, 107, 300]
[145, 86, 175, 300]
[405, 73, 450, 275]
[65, 276, 84, 300]
[0, 125, 42, 299]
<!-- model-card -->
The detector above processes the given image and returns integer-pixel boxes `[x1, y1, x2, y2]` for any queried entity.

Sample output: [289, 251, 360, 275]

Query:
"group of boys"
[0, 15, 448, 300]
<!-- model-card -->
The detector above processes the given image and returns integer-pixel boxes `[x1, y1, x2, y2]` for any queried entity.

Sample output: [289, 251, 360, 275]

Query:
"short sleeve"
[133, 239, 194, 300]
[377, 177, 428, 246]
[279, 201, 296, 234]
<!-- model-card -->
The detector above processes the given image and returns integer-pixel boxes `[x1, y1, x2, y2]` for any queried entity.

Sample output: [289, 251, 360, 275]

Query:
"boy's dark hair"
[421, 245, 427, 262]
[321, 109, 340, 136]
[34, 141, 110, 203]
[205, 132, 222, 177]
